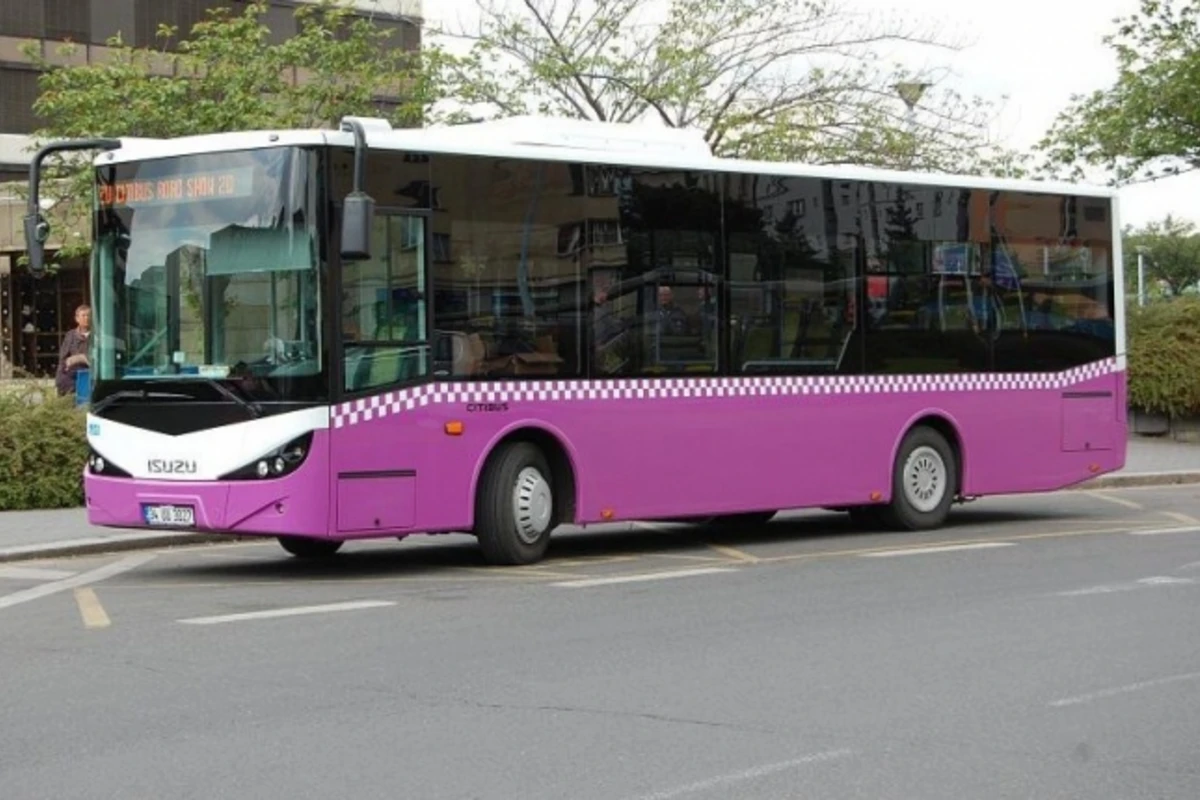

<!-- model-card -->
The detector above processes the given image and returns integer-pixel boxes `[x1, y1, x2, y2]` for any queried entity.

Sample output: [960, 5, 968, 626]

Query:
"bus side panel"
[327, 359, 1125, 534]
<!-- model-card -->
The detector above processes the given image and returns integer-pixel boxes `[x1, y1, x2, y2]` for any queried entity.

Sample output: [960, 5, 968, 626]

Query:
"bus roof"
[95, 115, 1117, 199]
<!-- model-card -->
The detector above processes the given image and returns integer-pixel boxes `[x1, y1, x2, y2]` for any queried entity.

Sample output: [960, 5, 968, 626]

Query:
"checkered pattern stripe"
[330, 358, 1121, 429]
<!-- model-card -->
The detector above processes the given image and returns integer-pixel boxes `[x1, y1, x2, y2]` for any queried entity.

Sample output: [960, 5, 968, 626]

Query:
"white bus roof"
[95, 115, 1116, 199]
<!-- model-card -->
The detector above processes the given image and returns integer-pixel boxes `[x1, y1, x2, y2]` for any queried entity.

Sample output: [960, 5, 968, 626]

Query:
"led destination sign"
[99, 166, 255, 209]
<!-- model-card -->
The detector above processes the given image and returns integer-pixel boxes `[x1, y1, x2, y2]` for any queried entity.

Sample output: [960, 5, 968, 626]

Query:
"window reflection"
[429, 157, 584, 378]
[724, 175, 859, 375]
[588, 168, 721, 376]
[341, 215, 428, 392]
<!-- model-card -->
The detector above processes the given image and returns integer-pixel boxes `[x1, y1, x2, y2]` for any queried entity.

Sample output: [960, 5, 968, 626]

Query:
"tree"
[1124, 215, 1200, 298]
[1040, 0, 1200, 184]
[22, 0, 442, 262]
[433, 0, 1018, 174]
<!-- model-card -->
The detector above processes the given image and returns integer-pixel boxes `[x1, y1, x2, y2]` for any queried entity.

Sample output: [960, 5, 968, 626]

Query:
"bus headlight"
[88, 449, 130, 477]
[222, 432, 313, 481]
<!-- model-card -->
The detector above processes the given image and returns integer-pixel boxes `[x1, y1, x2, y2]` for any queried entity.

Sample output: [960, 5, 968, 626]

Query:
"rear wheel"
[277, 536, 344, 559]
[475, 442, 556, 565]
[883, 426, 957, 530]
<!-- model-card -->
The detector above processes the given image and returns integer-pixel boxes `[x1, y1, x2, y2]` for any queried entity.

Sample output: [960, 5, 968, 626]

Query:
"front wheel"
[475, 442, 556, 565]
[277, 536, 344, 559]
[883, 426, 957, 530]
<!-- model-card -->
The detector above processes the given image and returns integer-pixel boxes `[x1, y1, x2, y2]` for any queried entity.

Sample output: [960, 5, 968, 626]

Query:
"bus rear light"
[1089, 463, 1101, 473]
[870, 491, 883, 501]
[601, 508, 614, 520]
[445, 421, 464, 436]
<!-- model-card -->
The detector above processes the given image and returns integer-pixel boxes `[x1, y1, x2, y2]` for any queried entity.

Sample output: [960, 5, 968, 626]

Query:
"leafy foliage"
[24, 0, 442, 263]
[434, 0, 1020, 174]
[0, 387, 89, 510]
[1124, 215, 1200, 297]
[1127, 297, 1200, 417]
[1040, 0, 1200, 184]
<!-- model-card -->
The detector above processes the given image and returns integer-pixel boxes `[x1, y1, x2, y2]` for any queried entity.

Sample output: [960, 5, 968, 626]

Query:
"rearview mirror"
[340, 192, 374, 261]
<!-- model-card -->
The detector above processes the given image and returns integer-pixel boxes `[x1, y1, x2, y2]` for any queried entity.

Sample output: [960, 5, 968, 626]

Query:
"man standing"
[55, 304, 91, 397]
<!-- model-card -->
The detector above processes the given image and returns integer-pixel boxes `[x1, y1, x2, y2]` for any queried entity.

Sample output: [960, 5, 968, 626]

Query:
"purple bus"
[25, 116, 1126, 565]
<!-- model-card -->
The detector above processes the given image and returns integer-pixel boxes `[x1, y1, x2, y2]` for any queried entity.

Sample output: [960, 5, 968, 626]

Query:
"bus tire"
[277, 536, 344, 559]
[884, 426, 957, 531]
[475, 441, 555, 566]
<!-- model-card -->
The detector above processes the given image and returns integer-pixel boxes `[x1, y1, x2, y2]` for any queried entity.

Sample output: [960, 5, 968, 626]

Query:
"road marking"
[861, 542, 1016, 558]
[634, 521, 761, 564]
[1056, 576, 1195, 597]
[73, 588, 111, 629]
[626, 749, 854, 800]
[178, 599, 395, 625]
[1086, 490, 1144, 510]
[1050, 671, 1200, 708]
[1162, 511, 1200, 525]
[0, 553, 156, 612]
[703, 543, 760, 563]
[551, 567, 736, 589]
[755, 524, 1184, 565]
[0, 566, 77, 581]
[1127, 526, 1200, 536]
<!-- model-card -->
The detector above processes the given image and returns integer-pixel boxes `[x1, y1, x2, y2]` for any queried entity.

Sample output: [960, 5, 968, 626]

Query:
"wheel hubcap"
[903, 445, 947, 513]
[513, 466, 553, 544]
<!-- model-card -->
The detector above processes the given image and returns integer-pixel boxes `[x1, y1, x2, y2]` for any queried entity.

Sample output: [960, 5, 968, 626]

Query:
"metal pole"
[1137, 248, 1146, 306]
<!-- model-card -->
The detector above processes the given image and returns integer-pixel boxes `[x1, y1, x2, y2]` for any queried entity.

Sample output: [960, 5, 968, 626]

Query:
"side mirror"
[339, 192, 374, 261]
[23, 213, 50, 277]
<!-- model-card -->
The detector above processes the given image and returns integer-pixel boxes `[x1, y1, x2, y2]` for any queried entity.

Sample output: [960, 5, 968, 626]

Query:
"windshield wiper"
[199, 378, 263, 419]
[90, 388, 192, 415]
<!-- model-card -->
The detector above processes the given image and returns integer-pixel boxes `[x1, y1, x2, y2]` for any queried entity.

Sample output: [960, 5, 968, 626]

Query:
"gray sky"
[425, 0, 1195, 229]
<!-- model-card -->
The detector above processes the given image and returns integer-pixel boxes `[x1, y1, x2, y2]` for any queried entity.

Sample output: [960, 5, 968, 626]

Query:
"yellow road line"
[1085, 490, 1144, 510]
[73, 588, 111, 629]
[755, 524, 1160, 565]
[703, 543, 761, 564]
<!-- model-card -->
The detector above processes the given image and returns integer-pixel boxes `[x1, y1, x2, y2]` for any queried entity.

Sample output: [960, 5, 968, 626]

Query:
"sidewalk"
[1, 436, 1198, 563]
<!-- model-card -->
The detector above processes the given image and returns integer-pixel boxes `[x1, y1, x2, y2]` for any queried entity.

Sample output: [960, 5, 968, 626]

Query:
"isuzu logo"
[148, 459, 197, 475]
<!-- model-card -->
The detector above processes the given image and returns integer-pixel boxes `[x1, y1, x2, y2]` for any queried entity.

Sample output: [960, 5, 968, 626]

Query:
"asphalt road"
[2, 486, 1199, 800]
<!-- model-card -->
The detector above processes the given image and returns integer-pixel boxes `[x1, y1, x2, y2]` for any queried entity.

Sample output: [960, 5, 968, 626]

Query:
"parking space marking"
[73, 588, 111, 629]
[626, 749, 854, 800]
[862, 542, 1016, 558]
[1056, 576, 1196, 597]
[1049, 671, 1200, 708]
[552, 567, 736, 589]
[178, 599, 395, 626]
[1086, 490, 1144, 510]
[1161, 511, 1200, 526]
[1127, 526, 1200, 536]
[0, 566, 77, 581]
[0, 553, 156, 612]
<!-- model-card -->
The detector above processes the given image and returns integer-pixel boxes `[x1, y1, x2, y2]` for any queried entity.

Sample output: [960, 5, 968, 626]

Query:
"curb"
[1073, 470, 1200, 491]
[0, 532, 244, 564]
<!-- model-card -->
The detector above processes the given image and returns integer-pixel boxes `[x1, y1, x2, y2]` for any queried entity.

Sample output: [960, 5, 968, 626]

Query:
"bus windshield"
[92, 147, 324, 402]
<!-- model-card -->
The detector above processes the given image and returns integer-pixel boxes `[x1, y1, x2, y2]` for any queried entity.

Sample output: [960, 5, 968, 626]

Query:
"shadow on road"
[142, 502, 1086, 584]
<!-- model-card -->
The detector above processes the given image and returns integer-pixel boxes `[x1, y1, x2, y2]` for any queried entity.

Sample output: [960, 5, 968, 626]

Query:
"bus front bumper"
[84, 471, 331, 538]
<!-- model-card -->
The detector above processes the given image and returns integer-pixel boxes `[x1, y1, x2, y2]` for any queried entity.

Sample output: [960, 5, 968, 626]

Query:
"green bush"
[0, 385, 88, 510]
[1127, 296, 1200, 418]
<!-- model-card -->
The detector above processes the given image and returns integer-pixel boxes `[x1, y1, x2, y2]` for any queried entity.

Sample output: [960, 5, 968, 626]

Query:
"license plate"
[142, 504, 195, 527]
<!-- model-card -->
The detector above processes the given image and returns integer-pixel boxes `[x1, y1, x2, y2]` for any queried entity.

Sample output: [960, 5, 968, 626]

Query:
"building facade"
[0, 0, 422, 378]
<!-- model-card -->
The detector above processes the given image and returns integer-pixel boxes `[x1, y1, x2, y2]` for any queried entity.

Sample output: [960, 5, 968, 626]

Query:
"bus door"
[333, 210, 431, 535]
